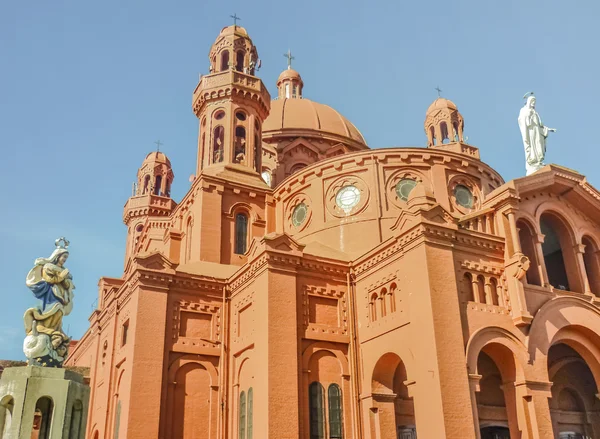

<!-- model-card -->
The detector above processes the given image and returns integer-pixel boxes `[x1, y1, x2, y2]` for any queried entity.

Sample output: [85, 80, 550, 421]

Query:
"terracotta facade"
[66, 25, 600, 439]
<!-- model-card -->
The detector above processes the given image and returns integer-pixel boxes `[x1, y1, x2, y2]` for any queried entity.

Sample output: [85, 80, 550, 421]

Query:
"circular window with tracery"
[292, 203, 308, 227]
[454, 185, 474, 209]
[395, 179, 417, 201]
[335, 186, 361, 212]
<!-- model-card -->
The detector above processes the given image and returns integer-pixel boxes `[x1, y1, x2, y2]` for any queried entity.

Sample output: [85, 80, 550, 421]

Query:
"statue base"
[0, 366, 89, 438]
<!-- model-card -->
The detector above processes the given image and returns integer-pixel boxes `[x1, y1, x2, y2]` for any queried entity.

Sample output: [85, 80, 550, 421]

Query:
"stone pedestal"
[0, 366, 89, 439]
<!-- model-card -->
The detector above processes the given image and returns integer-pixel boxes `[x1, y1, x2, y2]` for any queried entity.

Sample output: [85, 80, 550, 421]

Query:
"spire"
[277, 51, 303, 99]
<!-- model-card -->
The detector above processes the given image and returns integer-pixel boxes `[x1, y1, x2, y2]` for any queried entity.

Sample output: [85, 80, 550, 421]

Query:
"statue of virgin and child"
[23, 238, 75, 367]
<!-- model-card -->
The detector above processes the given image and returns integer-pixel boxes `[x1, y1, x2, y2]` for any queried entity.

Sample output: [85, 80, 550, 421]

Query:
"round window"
[235, 111, 247, 121]
[454, 185, 474, 208]
[292, 203, 308, 227]
[395, 179, 417, 201]
[135, 224, 144, 233]
[335, 186, 361, 212]
[214, 111, 225, 120]
[261, 170, 272, 187]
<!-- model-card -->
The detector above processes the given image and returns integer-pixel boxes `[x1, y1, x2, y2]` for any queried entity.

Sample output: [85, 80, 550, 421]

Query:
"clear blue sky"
[1, 0, 598, 360]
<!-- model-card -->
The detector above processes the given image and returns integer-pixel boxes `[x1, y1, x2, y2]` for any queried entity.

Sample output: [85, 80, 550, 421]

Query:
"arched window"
[369, 293, 378, 322]
[247, 388, 253, 439]
[143, 175, 150, 194]
[440, 122, 449, 143]
[239, 391, 246, 439]
[388, 283, 397, 313]
[220, 50, 230, 71]
[200, 132, 206, 170]
[213, 126, 224, 163]
[185, 217, 193, 262]
[540, 213, 581, 292]
[582, 236, 600, 296]
[68, 400, 83, 439]
[154, 175, 162, 195]
[236, 51, 245, 72]
[489, 277, 500, 306]
[477, 275, 486, 304]
[235, 213, 248, 255]
[290, 163, 307, 174]
[464, 272, 475, 301]
[165, 180, 171, 197]
[328, 384, 343, 439]
[309, 382, 325, 439]
[34, 397, 53, 439]
[234, 126, 246, 163]
[379, 288, 387, 318]
[517, 219, 542, 286]
[453, 122, 460, 141]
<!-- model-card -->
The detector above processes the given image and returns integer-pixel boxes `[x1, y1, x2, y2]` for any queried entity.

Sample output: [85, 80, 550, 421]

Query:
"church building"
[66, 24, 600, 439]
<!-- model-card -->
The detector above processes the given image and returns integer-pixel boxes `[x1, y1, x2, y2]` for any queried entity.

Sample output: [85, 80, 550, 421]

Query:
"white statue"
[518, 93, 556, 175]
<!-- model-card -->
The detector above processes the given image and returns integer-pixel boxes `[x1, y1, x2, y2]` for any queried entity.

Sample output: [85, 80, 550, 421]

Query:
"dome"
[218, 25, 249, 37]
[262, 98, 367, 147]
[143, 151, 171, 167]
[426, 98, 458, 114]
[277, 68, 302, 83]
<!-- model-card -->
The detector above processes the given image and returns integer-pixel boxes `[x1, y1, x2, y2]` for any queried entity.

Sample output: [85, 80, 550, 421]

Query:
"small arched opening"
[429, 126, 436, 146]
[517, 219, 542, 286]
[440, 122, 449, 144]
[464, 272, 475, 302]
[213, 126, 225, 163]
[236, 51, 245, 72]
[582, 236, 600, 296]
[369, 293, 378, 322]
[379, 288, 387, 318]
[0, 395, 14, 438]
[154, 175, 162, 196]
[388, 283, 397, 313]
[540, 212, 581, 292]
[142, 175, 150, 194]
[234, 126, 246, 164]
[220, 50, 230, 71]
[34, 396, 53, 439]
[476, 275, 486, 304]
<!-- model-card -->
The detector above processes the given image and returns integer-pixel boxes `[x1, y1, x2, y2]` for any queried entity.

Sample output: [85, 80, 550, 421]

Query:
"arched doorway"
[371, 353, 415, 438]
[473, 342, 524, 439]
[549, 343, 598, 438]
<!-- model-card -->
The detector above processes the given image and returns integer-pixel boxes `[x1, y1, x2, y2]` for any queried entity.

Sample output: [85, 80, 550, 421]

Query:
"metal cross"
[230, 13, 241, 26]
[154, 140, 163, 152]
[435, 86, 442, 97]
[284, 49, 295, 69]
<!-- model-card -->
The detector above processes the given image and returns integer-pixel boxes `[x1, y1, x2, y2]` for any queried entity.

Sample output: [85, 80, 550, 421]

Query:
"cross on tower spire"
[435, 86, 443, 98]
[154, 139, 163, 152]
[284, 49, 295, 69]
[230, 13, 241, 27]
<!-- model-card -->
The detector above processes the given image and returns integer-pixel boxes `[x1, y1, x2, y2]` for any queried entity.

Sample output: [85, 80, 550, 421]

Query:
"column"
[515, 380, 555, 439]
[468, 374, 482, 439]
[574, 243, 593, 296]
[534, 233, 550, 287]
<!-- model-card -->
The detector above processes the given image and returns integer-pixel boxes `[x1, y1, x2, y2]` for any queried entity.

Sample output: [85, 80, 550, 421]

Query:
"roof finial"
[284, 49, 295, 69]
[154, 139, 163, 152]
[230, 13, 241, 27]
[435, 86, 442, 98]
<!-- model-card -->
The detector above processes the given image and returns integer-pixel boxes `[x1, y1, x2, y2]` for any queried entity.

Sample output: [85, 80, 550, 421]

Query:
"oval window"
[214, 111, 225, 120]
[395, 179, 417, 201]
[454, 185, 474, 208]
[292, 203, 308, 227]
[335, 186, 361, 212]
[236, 111, 247, 121]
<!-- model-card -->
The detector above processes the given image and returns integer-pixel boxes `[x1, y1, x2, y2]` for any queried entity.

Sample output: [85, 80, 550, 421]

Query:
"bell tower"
[123, 150, 176, 266]
[193, 24, 271, 176]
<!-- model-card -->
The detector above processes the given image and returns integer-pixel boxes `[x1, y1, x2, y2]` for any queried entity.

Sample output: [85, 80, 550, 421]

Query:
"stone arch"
[363, 347, 415, 397]
[168, 355, 218, 439]
[466, 326, 528, 381]
[581, 234, 600, 296]
[529, 296, 600, 380]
